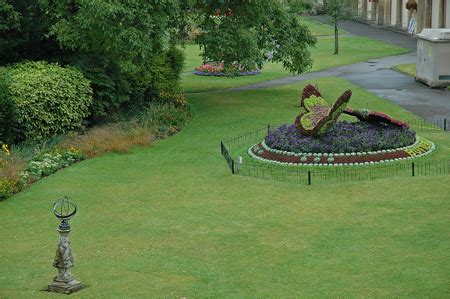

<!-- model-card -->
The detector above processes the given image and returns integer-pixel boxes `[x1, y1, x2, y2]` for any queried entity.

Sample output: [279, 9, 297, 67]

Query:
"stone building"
[354, 0, 450, 33]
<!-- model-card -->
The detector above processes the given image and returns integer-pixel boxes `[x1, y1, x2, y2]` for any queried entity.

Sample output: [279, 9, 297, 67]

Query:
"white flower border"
[247, 136, 435, 167]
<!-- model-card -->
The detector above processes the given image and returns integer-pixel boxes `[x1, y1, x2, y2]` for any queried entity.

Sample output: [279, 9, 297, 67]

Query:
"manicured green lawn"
[1, 77, 449, 297]
[392, 63, 416, 77]
[298, 17, 348, 36]
[182, 37, 409, 93]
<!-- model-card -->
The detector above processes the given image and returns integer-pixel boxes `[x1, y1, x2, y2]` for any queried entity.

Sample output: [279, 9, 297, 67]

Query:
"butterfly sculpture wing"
[301, 84, 322, 107]
[313, 90, 352, 136]
[296, 95, 330, 136]
[296, 85, 352, 137]
[344, 108, 409, 128]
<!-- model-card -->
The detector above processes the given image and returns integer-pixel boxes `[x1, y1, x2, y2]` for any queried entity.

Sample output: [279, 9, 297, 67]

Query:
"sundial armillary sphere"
[47, 196, 84, 294]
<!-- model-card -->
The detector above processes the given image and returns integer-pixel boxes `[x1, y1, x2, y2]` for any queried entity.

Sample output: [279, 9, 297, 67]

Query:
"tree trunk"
[334, 21, 339, 54]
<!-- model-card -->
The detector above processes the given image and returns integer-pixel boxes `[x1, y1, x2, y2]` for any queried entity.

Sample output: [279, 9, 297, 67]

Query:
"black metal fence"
[237, 160, 450, 185]
[220, 117, 449, 184]
[406, 117, 448, 131]
[221, 141, 235, 174]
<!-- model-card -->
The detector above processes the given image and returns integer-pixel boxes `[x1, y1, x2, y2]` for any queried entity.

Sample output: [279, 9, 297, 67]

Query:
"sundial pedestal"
[47, 197, 84, 294]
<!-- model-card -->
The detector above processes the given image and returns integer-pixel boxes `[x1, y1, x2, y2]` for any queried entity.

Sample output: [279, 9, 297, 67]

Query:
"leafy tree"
[37, 1, 189, 121]
[194, 1, 317, 74]
[39, 1, 185, 75]
[0, 0, 20, 31]
[324, 0, 352, 54]
[41, 1, 316, 75]
[1, 0, 317, 123]
[0, 0, 61, 64]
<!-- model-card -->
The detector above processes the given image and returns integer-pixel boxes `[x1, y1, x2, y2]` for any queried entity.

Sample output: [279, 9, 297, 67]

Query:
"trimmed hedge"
[1, 61, 93, 141]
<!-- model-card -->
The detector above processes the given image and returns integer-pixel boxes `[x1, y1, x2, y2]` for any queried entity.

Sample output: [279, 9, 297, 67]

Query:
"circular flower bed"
[248, 122, 435, 166]
[194, 63, 261, 77]
[266, 121, 416, 154]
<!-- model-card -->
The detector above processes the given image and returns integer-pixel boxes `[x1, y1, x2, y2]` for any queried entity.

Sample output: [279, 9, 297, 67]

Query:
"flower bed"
[266, 121, 416, 154]
[0, 147, 84, 200]
[194, 63, 261, 77]
[248, 136, 435, 167]
[245, 84, 436, 167]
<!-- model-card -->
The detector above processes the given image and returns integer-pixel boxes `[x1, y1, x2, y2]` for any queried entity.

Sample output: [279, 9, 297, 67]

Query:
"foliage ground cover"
[182, 36, 409, 93]
[1, 77, 449, 297]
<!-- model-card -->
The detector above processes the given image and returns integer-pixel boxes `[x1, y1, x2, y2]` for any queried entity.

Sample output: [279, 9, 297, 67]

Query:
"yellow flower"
[2, 144, 10, 156]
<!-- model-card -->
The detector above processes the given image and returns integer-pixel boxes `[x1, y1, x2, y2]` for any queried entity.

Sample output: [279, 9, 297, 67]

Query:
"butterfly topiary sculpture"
[295, 84, 352, 136]
[295, 84, 410, 137]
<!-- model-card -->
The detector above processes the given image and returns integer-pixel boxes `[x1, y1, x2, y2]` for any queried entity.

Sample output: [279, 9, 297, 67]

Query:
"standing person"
[406, 0, 418, 33]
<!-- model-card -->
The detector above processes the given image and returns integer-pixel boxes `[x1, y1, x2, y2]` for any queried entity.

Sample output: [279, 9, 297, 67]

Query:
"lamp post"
[47, 196, 84, 294]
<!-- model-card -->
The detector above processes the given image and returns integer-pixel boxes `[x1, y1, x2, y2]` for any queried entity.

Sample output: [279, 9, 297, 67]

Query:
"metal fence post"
[231, 159, 235, 175]
[444, 118, 447, 131]
[236, 156, 242, 174]
[267, 124, 271, 135]
[412, 162, 415, 177]
[308, 171, 311, 185]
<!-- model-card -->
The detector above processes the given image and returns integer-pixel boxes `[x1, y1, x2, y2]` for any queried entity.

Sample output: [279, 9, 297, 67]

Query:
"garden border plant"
[0, 98, 192, 201]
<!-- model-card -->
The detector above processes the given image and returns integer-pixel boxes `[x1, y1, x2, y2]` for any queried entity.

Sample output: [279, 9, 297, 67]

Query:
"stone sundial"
[47, 196, 84, 294]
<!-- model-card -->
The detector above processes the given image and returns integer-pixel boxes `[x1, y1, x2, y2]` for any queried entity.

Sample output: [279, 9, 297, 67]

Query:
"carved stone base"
[48, 279, 84, 294]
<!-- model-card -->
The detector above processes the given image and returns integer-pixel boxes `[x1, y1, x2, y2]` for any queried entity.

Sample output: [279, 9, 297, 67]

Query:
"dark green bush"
[0, 0, 61, 65]
[5, 61, 93, 141]
[66, 55, 131, 123]
[63, 48, 185, 123]
[0, 68, 18, 144]
[125, 47, 185, 112]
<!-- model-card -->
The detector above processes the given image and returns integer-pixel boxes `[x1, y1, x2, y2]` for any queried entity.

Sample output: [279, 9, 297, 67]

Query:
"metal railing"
[220, 117, 449, 184]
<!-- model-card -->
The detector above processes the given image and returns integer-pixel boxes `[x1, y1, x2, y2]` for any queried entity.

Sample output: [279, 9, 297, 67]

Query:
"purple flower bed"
[193, 69, 261, 77]
[266, 121, 416, 153]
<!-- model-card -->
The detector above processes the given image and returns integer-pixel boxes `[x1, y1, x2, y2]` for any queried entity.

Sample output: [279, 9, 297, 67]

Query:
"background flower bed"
[194, 63, 261, 77]
[266, 121, 416, 154]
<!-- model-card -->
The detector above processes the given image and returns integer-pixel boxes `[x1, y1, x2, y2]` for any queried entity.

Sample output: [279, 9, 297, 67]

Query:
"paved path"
[311, 16, 418, 50]
[229, 20, 450, 120]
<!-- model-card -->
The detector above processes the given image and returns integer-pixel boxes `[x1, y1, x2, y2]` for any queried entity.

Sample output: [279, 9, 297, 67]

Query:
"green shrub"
[67, 48, 185, 123]
[65, 54, 131, 123]
[0, 68, 18, 144]
[124, 47, 185, 113]
[4, 61, 93, 141]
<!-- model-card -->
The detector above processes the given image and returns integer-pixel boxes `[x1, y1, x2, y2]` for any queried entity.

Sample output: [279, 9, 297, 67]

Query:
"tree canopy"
[39, 0, 316, 74]
[194, 1, 317, 74]
[1, 0, 317, 121]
